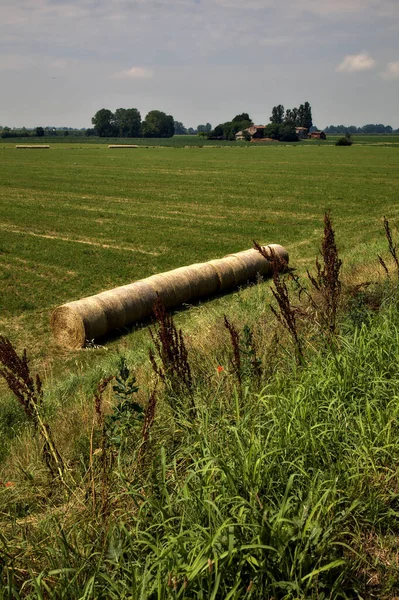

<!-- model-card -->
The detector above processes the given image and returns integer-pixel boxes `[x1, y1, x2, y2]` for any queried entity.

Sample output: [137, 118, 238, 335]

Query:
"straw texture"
[15, 145, 50, 149]
[108, 145, 139, 148]
[51, 243, 288, 349]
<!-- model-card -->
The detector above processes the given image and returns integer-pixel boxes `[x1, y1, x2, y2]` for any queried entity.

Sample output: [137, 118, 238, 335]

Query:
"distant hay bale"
[108, 145, 139, 148]
[51, 244, 288, 349]
[15, 145, 50, 149]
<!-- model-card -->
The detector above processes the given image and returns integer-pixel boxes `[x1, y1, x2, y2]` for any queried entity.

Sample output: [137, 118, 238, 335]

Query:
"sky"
[1, 0, 399, 129]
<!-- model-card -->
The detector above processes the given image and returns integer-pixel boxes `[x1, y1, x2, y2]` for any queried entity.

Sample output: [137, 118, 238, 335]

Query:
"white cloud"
[114, 67, 154, 79]
[381, 61, 399, 80]
[336, 52, 376, 73]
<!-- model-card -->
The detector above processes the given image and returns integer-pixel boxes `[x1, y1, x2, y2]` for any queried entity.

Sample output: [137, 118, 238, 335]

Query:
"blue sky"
[1, 0, 398, 129]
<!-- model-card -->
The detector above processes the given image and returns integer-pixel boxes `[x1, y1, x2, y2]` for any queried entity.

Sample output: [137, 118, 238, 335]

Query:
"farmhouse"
[235, 125, 265, 141]
[295, 126, 308, 139]
[309, 130, 326, 140]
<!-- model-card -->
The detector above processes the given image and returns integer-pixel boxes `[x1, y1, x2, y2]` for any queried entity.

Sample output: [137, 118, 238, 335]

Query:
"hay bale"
[111, 282, 157, 323]
[51, 298, 108, 349]
[108, 145, 139, 148]
[15, 145, 50, 149]
[51, 243, 288, 349]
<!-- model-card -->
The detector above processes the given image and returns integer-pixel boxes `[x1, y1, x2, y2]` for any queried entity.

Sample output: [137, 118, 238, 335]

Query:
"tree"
[263, 122, 298, 142]
[91, 109, 116, 137]
[174, 121, 187, 135]
[142, 111, 175, 138]
[232, 113, 252, 123]
[197, 123, 212, 133]
[35, 126, 44, 137]
[284, 107, 299, 126]
[114, 108, 141, 138]
[270, 105, 284, 124]
[280, 124, 299, 141]
[301, 101, 313, 130]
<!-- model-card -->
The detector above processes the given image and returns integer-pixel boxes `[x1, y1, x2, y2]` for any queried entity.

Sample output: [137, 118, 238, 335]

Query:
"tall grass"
[1, 283, 399, 597]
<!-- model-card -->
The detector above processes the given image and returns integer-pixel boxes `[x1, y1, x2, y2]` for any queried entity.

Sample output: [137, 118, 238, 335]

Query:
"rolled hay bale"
[111, 282, 157, 323]
[51, 243, 288, 349]
[15, 145, 50, 149]
[51, 299, 108, 349]
[108, 145, 139, 149]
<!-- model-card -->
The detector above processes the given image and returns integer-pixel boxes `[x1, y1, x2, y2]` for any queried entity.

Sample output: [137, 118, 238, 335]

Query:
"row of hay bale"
[108, 144, 139, 148]
[15, 145, 50, 149]
[51, 244, 288, 349]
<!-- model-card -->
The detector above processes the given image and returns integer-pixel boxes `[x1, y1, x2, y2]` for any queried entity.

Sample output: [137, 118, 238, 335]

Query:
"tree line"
[89, 109, 214, 138]
[325, 123, 398, 134]
[90, 108, 175, 138]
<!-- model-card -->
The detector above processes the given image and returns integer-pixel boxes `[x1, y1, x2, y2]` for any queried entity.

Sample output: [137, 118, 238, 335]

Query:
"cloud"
[381, 61, 399, 80]
[114, 67, 154, 79]
[336, 52, 376, 73]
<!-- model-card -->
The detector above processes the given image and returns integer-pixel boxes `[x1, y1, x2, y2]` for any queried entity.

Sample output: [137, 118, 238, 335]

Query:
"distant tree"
[326, 123, 395, 135]
[197, 123, 212, 133]
[264, 122, 298, 142]
[35, 126, 45, 137]
[114, 108, 141, 137]
[270, 105, 285, 124]
[85, 128, 97, 137]
[187, 127, 197, 135]
[142, 111, 175, 138]
[174, 121, 187, 135]
[1, 127, 13, 139]
[208, 123, 225, 139]
[280, 124, 299, 141]
[232, 113, 252, 123]
[284, 107, 299, 126]
[264, 123, 281, 140]
[301, 102, 313, 130]
[91, 109, 116, 137]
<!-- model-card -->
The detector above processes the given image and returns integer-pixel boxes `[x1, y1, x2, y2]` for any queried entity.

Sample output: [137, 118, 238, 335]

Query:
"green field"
[1, 142, 398, 361]
[2, 141, 399, 597]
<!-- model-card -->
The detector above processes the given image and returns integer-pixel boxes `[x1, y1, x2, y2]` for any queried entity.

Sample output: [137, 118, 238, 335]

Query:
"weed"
[307, 211, 342, 336]
[378, 216, 399, 278]
[271, 267, 303, 361]
[241, 324, 262, 384]
[149, 297, 195, 418]
[0, 336, 65, 484]
[107, 356, 142, 449]
[224, 315, 242, 390]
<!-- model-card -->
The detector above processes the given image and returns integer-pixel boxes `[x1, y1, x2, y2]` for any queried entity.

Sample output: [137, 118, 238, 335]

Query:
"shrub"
[335, 137, 352, 146]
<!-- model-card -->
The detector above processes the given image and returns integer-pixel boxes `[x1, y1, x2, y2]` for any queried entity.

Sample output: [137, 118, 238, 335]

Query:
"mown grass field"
[1, 141, 398, 359]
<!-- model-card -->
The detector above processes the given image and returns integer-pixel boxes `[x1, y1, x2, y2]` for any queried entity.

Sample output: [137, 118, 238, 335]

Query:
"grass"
[2, 272, 399, 597]
[0, 142, 398, 362]
[1, 142, 399, 597]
